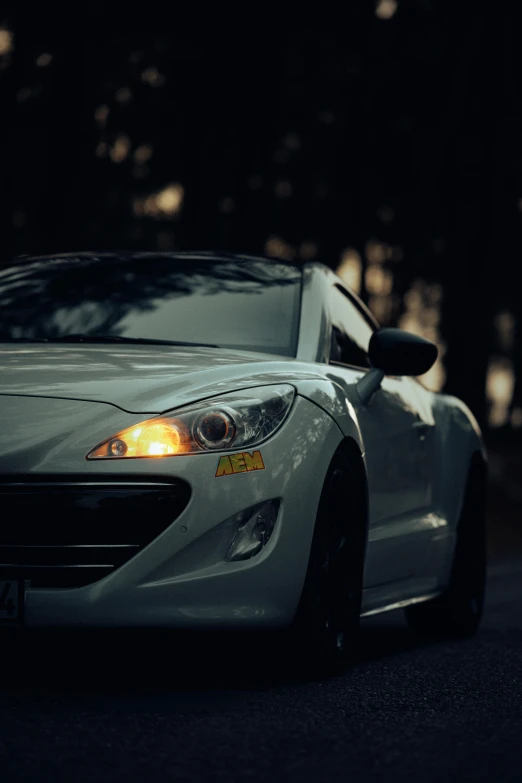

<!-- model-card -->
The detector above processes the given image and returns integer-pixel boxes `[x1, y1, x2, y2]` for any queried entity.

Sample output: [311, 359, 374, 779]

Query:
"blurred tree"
[438, 2, 519, 426]
[3, 2, 522, 432]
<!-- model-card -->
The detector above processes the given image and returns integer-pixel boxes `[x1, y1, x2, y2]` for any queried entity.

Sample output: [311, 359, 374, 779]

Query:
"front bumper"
[1, 395, 343, 629]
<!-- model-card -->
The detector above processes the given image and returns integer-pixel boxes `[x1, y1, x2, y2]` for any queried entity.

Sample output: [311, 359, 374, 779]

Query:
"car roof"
[9, 250, 311, 270]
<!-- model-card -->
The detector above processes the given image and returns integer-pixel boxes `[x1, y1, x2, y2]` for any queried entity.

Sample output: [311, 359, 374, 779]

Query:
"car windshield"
[0, 253, 302, 357]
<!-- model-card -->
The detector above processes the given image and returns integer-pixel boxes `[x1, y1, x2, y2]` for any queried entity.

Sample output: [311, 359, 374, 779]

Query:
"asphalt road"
[1, 524, 522, 782]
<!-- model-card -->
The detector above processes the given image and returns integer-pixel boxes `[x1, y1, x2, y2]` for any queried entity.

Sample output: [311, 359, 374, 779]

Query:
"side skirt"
[360, 590, 442, 619]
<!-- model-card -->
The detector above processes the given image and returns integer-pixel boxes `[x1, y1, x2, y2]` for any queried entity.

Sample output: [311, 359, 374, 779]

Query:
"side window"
[329, 285, 375, 369]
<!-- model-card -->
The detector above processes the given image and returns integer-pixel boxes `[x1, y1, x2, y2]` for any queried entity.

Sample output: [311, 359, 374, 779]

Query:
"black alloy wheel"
[291, 451, 367, 672]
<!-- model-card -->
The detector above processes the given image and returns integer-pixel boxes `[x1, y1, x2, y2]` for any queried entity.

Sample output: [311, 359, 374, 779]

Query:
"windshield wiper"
[2, 334, 220, 348]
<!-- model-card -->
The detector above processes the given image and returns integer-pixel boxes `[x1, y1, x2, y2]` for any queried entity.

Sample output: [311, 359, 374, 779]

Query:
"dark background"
[2, 3, 522, 483]
[3, 6, 522, 781]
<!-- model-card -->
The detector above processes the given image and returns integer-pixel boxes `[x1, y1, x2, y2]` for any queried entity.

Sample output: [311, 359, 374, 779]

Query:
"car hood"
[0, 343, 322, 413]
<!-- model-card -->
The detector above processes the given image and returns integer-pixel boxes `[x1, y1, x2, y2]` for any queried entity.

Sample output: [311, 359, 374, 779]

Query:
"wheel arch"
[328, 436, 370, 558]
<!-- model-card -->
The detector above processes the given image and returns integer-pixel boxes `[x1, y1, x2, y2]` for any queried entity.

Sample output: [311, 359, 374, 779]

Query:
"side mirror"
[368, 328, 437, 377]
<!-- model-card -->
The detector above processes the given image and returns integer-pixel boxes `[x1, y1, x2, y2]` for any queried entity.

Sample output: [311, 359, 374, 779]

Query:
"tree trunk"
[440, 3, 509, 428]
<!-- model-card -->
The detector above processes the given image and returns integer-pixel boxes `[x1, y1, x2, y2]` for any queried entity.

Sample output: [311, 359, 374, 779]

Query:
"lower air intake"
[0, 478, 191, 588]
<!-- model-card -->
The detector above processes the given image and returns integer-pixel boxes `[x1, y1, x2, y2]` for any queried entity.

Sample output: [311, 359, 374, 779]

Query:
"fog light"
[225, 500, 279, 561]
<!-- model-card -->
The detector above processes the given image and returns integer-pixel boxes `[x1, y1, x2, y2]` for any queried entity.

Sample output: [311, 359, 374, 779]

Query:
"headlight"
[86, 384, 295, 459]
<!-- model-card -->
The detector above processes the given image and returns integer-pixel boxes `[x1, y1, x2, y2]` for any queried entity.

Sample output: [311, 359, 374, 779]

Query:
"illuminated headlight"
[86, 384, 295, 459]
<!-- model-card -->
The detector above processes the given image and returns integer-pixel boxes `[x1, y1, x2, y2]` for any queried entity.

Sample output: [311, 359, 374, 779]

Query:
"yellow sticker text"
[215, 450, 265, 477]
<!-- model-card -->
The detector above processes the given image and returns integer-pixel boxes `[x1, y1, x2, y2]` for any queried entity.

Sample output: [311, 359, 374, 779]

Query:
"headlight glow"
[86, 384, 295, 459]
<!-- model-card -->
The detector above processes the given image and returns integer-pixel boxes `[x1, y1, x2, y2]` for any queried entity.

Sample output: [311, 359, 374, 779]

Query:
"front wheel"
[289, 452, 367, 671]
[405, 461, 486, 638]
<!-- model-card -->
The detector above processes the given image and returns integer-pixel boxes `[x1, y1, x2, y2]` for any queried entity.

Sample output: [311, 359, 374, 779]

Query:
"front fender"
[295, 379, 365, 457]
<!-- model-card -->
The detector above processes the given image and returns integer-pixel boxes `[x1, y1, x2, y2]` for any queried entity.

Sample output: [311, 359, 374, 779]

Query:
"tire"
[289, 450, 367, 672]
[405, 460, 486, 638]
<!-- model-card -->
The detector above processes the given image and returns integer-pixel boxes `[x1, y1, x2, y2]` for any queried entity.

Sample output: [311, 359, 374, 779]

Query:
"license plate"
[0, 580, 24, 624]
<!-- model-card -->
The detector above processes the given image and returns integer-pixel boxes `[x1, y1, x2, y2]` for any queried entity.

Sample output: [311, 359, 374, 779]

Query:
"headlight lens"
[193, 409, 236, 449]
[86, 384, 295, 459]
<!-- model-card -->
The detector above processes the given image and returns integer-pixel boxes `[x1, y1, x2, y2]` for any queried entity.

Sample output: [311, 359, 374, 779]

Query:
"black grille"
[0, 478, 191, 587]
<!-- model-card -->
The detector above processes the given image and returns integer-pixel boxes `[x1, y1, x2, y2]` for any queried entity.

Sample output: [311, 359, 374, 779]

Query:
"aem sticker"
[215, 450, 265, 477]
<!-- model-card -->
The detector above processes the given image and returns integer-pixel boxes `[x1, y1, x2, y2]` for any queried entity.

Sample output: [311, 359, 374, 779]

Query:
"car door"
[326, 284, 435, 587]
